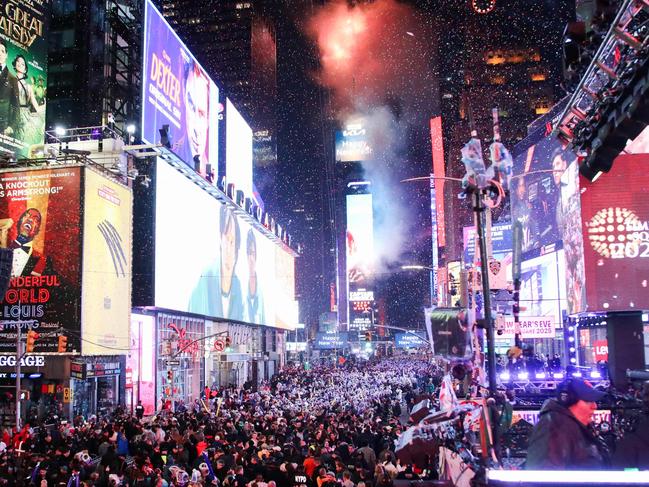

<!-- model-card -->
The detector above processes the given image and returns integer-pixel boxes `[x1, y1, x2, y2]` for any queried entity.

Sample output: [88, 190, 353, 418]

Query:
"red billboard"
[0, 168, 82, 352]
[581, 154, 649, 311]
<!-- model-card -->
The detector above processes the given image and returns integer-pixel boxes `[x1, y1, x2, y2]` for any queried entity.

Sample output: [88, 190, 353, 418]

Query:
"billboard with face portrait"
[511, 133, 578, 253]
[0, 167, 81, 352]
[0, 0, 50, 158]
[141, 0, 220, 177]
[154, 160, 296, 329]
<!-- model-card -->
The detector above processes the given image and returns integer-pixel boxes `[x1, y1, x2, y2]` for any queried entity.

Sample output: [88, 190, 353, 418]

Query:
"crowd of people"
[0, 358, 442, 487]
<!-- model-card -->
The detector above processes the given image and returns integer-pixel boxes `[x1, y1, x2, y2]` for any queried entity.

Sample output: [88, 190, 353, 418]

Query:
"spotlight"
[499, 372, 510, 381]
[54, 126, 66, 137]
[572, 371, 582, 377]
[553, 372, 564, 379]
[126, 124, 136, 134]
[517, 372, 529, 380]
[570, 358, 577, 364]
[569, 336, 575, 342]
[590, 371, 602, 379]
[568, 326, 574, 332]
[535, 373, 546, 379]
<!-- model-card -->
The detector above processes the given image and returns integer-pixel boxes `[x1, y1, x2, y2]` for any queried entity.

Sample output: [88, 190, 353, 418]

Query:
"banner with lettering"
[0, 0, 50, 158]
[0, 167, 81, 352]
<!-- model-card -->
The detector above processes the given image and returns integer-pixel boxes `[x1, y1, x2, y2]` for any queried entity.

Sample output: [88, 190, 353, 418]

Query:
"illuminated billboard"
[0, 0, 50, 158]
[314, 332, 348, 350]
[511, 134, 578, 253]
[346, 192, 374, 333]
[127, 313, 156, 415]
[225, 98, 253, 199]
[335, 121, 372, 163]
[82, 170, 132, 355]
[155, 160, 296, 329]
[580, 155, 649, 311]
[0, 168, 82, 352]
[394, 332, 427, 349]
[520, 244, 567, 331]
[141, 0, 220, 176]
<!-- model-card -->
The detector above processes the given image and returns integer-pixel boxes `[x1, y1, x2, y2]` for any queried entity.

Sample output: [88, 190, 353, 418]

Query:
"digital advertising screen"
[519, 244, 567, 332]
[0, 168, 82, 352]
[225, 98, 253, 199]
[141, 0, 220, 176]
[511, 132, 578, 253]
[155, 160, 295, 329]
[580, 154, 649, 311]
[335, 121, 372, 163]
[346, 192, 374, 332]
[314, 332, 348, 350]
[426, 307, 472, 359]
[127, 313, 156, 415]
[560, 160, 586, 314]
[394, 332, 427, 349]
[82, 169, 132, 355]
[0, 0, 50, 158]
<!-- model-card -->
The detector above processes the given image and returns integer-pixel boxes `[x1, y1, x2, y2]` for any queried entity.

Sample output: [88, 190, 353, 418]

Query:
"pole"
[473, 189, 497, 396]
[15, 322, 20, 429]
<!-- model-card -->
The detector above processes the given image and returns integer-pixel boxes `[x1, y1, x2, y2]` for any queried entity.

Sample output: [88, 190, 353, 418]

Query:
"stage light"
[499, 372, 510, 381]
[518, 372, 529, 380]
[568, 326, 574, 332]
[572, 371, 582, 377]
[570, 347, 576, 353]
[126, 124, 136, 134]
[553, 372, 564, 379]
[590, 371, 602, 378]
[54, 126, 66, 137]
[535, 373, 546, 379]
[570, 358, 577, 364]
[569, 336, 575, 342]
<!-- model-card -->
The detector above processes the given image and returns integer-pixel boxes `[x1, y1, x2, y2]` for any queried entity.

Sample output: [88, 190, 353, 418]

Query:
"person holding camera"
[526, 378, 609, 469]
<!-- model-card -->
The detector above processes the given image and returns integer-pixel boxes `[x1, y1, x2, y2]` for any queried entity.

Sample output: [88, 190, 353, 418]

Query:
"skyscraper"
[431, 0, 574, 261]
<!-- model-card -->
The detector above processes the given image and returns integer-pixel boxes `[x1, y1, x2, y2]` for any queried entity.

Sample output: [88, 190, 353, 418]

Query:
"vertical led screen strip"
[155, 161, 295, 329]
[82, 169, 132, 355]
[0, 168, 82, 352]
[0, 0, 50, 158]
[225, 98, 253, 199]
[141, 0, 219, 177]
[346, 192, 374, 333]
[580, 155, 649, 311]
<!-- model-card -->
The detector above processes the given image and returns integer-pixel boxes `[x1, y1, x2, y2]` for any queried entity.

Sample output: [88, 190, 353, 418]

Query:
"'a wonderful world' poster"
[0, 168, 81, 352]
[0, 0, 50, 158]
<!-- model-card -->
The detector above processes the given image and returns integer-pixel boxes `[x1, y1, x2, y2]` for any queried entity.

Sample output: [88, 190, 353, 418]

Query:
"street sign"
[213, 339, 225, 352]
[165, 359, 180, 367]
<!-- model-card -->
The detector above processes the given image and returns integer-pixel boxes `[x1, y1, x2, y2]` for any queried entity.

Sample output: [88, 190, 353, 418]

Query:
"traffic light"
[167, 370, 173, 382]
[57, 335, 68, 353]
[364, 331, 372, 342]
[225, 335, 231, 347]
[25, 330, 39, 353]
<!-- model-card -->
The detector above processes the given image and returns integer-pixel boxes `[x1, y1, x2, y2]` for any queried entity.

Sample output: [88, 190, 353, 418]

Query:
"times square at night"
[0, 0, 647, 485]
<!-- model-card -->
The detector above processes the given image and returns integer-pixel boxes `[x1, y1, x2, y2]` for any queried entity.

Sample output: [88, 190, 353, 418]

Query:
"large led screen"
[580, 155, 649, 311]
[155, 160, 295, 329]
[142, 0, 219, 176]
[519, 245, 567, 333]
[0, 168, 81, 352]
[335, 121, 373, 163]
[82, 169, 132, 355]
[511, 134, 578, 253]
[225, 99, 253, 199]
[0, 0, 50, 158]
[314, 332, 348, 350]
[346, 192, 374, 332]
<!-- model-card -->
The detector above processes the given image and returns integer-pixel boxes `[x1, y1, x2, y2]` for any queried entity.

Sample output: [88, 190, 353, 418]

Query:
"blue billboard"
[141, 0, 220, 178]
[335, 121, 372, 163]
[314, 332, 348, 350]
[394, 332, 427, 349]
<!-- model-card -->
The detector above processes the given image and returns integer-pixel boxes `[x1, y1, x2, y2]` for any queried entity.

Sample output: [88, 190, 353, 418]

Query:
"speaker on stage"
[607, 311, 644, 388]
[0, 248, 13, 301]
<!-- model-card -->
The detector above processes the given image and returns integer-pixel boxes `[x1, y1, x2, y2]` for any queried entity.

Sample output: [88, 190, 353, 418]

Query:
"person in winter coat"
[526, 378, 608, 470]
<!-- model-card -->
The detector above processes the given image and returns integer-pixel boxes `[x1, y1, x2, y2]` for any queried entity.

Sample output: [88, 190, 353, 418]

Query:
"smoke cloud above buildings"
[305, 0, 437, 270]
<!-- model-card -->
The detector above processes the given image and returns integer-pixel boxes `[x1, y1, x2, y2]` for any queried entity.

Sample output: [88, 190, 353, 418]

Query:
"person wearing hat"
[526, 378, 609, 469]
